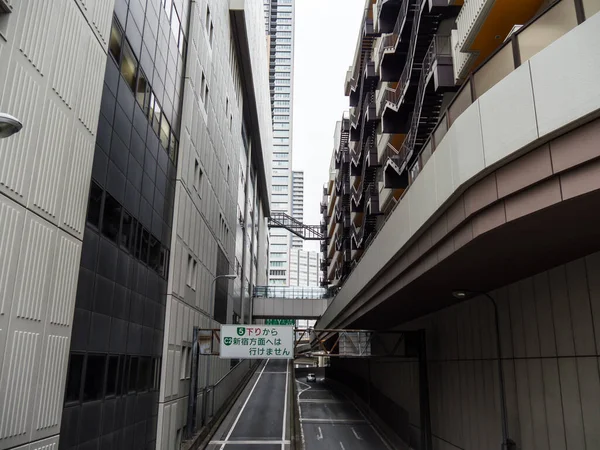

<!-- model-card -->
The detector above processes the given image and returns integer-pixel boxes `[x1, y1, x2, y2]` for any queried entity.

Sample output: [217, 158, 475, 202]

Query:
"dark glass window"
[169, 133, 178, 163]
[102, 194, 122, 243]
[127, 357, 139, 393]
[151, 97, 162, 136]
[120, 212, 134, 250]
[117, 355, 127, 395]
[137, 357, 152, 391]
[140, 228, 150, 264]
[120, 41, 138, 91]
[159, 247, 169, 278]
[105, 355, 119, 397]
[148, 236, 161, 271]
[109, 19, 123, 63]
[65, 354, 85, 403]
[159, 117, 170, 150]
[87, 182, 103, 228]
[136, 71, 150, 113]
[83, 355, 106, 402]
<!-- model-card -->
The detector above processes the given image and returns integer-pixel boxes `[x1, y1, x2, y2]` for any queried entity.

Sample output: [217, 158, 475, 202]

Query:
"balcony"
[376, 0, 415, 81]
[376, 0, 406, 34]
[345, 19, 379, 107]
[383, 36, 455, 187]
[452, 0, 546, 80]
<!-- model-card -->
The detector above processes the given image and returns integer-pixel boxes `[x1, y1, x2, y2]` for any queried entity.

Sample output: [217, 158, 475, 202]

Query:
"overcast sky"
[291, 0, 365, 252]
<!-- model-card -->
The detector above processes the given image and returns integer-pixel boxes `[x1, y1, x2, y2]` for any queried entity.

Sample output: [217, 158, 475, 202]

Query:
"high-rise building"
[0, 0, 271, 449]
[289, 248, 321, 286]
[265, 0, 295, 286]
[291, 170, 304, 249]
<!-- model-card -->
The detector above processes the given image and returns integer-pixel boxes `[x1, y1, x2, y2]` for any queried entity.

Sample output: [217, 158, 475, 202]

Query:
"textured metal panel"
[35, 335, 68, 431]
[29, 99, 69, 222]
[0, 198, 24, 316]
[49, 236, 80, 327]
[0, 62, 41, 202]
[51, 0, 84, 109]
[77, 36, 106, 134]
[14, 219, 54, 322]
[0, 331, 39, 440]
[17, 0, 53, 74]
[59, 129, 94, 237]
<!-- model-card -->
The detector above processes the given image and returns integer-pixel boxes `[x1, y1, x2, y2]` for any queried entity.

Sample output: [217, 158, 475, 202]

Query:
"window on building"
[127, 356, 138, 393]
[120, 212, 134, 250]
[139, 228, 150, 264]
[83, 354, 106, 402]
[120, 41, 137, 91]
[108, 19, 123, 63]
[65, 354, 85, 403]
[102, 193, 121, 243]
[137, 357, 152, 391]
[160, 116, 171, 150]
[194, 159, 202, 192]
[135, 70, 150, 113]
[105, 355, 119, 397]
[87, 181, 103, 228]
[186, 254, 193, 287]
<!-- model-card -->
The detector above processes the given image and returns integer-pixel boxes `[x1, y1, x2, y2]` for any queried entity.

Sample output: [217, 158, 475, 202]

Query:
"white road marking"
[299, 399, 342, 403]
[281, 360, 289, 450]
[210, 440, 291, 445]
[219, 360, 269, 450]
[336, 390, 393, 450]
[300, 418, 366, 423]
[316, 426, 323, 440]
[352, 427, 363, 440]
[339, 442, 346, 450]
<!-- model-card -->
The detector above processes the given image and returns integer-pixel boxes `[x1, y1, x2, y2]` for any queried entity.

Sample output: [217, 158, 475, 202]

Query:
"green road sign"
[265, 318, 295, 326]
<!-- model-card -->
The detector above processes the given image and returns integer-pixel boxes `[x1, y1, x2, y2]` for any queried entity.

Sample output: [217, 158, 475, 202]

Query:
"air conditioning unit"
[0, 0, 12, 13]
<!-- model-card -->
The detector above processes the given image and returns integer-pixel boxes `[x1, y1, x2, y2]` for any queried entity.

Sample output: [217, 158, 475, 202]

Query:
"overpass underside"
[252, 296, 328, 319]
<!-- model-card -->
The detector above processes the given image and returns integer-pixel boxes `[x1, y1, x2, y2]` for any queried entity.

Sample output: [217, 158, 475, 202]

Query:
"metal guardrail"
[253, 286, 333, 299]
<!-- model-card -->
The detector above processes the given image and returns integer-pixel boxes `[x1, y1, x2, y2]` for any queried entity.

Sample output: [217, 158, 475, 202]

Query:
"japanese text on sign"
[220, 325, 294, 359]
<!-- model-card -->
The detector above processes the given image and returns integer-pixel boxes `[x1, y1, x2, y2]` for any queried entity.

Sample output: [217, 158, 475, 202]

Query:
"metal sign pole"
[185, 326, 199, 438]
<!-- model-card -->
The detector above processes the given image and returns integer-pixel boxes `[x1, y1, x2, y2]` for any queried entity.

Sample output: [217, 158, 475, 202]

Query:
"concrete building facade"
[319, 1, 600, 449]
[0, 0, 271, 449]
[289, 248, 321, 287]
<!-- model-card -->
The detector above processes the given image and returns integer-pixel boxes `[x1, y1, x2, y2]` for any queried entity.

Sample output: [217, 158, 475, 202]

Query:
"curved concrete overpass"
[318, 13, 600, 330]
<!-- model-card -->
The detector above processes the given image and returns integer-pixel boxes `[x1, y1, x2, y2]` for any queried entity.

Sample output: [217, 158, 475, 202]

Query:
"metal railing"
[253, 286, 333, 299]
[377, 0, 411, 66]
[268, 212, 325, 240]
[386, 36, 451, 174]
[380, 0, 423, 113]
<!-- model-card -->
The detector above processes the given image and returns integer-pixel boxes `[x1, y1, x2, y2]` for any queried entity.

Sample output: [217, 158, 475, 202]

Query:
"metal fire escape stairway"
[383, 0, 453, 186]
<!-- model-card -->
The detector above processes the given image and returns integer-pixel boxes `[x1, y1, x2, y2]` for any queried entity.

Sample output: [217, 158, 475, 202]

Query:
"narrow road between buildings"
[207, 359, 291, 449]
[296, 373, 391, 450]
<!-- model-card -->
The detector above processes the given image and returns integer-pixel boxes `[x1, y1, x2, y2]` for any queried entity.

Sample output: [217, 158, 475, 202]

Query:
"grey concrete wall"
[330, 249, 600, 450]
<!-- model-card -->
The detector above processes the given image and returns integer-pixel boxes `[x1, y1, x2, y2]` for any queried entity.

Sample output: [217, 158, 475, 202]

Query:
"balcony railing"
[385, 36, 451, 174]
[377, 0, 411, 67]
[253, 286, 333, 300]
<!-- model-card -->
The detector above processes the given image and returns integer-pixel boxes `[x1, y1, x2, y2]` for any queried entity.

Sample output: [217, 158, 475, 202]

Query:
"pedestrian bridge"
[252, 286, 332, 319]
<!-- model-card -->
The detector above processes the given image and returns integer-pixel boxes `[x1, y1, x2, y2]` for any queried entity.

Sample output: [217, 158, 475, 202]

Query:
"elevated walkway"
[252, 286, 331, 319]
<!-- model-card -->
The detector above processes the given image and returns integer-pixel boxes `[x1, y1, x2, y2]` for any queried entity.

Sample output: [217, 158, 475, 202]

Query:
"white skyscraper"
[265, 0, 295, 286]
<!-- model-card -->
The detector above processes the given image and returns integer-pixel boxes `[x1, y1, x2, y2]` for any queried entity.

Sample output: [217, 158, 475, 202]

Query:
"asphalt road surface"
[207, 359, 291, 450]
[297, 373, 391, 450]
